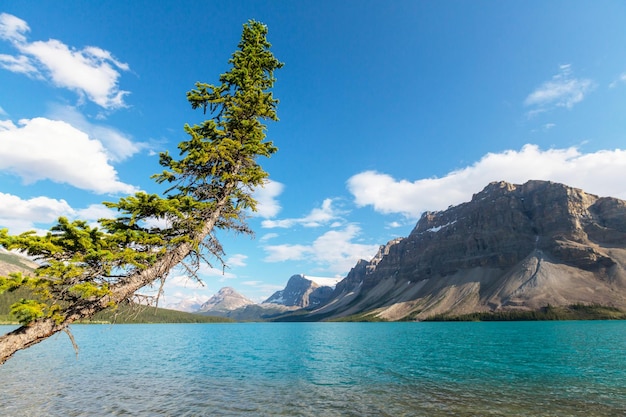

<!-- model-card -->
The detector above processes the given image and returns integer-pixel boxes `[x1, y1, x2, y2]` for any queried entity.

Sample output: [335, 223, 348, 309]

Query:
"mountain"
[196, 286, 297, 321]
[194, 276, 337, 321]
[308, 180, 626, 321]
[197, 287, 256, 314]
[264, 274, 334, 308]
[210, 303, 299, 321]
[0, 249, 38, 276]
[0, 250, 232, 324]
[166, 295, 208, 313]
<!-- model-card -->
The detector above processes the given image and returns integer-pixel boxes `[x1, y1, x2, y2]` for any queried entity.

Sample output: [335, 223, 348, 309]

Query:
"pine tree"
[0, 20, 282, 365]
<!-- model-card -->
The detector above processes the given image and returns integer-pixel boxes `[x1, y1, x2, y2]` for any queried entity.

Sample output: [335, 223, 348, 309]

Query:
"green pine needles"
[0, 20, 282, 364]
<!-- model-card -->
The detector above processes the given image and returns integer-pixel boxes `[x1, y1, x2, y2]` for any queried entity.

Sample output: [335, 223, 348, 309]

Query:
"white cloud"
[259, 232, 279, 241]
[253, 179, 283, 218]
[164, 274, 206, 290]
[0, 192, 73, 234]
[261, 198, 342, 228]
[264, 224, 379, 275]
[303, 199, 343, 227]
[0, 13, 130, 109]
[141, 273, 211, 311]
[227, 254, 248, 268]
[0, 193, 121, 234]
[0, 13, 28, 43]
[306, 276, 343, 287]
[0, 117, 138, 194]
[263, 243, 310, 262]
[347, 144, 626, 218]
[0, 53, 39, 76]
[21, 40, 130, 109]
[75, 204, 118, 222]
[524, 64, 594, 114]
[310, 225, 380, 274]
[159, 253, 249, 297]
[609, 72, 626, 88]
[48, 104, 142, 161]
[164, 292, 210, 310]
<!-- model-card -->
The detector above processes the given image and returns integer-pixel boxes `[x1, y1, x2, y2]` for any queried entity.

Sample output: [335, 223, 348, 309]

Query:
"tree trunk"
[0, 183, 234, 365]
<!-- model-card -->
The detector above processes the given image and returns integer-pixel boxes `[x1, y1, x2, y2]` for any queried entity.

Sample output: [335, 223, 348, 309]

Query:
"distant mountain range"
[195, 275, 336, 321]
[3, 180, 626, 322]
[0, 249, 231, 324]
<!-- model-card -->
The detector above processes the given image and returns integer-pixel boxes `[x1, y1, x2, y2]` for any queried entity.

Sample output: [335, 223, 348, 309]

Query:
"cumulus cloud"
[0, 54, 39, 76]
[74, 204, 118, 222]
[0, 193, 119, 234]
[263, 243, 310, 262]
[0, 13, 28, 43]
[47, 105, 143, 161]
[347, 144, 626, 218]
[0, 192, 73, 233]
[524, 64, 594, 114]
[261, 198, 343, 228]
[0, 13, 130, 109]
[264, 224, 379, 275]
[253, 179, 283, 218]
[0, 117, 138, 194]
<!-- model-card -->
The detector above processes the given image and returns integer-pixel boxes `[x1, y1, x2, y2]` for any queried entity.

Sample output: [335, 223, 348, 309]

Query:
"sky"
[1, 1, 626, 308]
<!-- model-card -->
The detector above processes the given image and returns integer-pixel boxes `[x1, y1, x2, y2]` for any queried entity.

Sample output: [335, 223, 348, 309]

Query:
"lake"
[1, 321, 625, 416]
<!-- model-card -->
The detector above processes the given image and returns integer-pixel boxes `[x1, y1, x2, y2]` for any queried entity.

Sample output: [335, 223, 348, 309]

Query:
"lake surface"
[1, 321, 625, 416]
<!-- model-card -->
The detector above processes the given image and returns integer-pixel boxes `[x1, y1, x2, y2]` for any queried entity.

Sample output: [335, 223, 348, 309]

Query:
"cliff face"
[264, 274, 333, 308]
[311, 180, 626, 320]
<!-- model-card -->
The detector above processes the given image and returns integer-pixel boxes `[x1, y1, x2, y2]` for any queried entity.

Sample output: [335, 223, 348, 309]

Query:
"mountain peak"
[264, 274, 333, 308]
[197, 287, 255, 313]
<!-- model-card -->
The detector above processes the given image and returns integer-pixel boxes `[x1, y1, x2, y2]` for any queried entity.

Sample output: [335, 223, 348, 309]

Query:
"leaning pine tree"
[0, 20, 283, 365]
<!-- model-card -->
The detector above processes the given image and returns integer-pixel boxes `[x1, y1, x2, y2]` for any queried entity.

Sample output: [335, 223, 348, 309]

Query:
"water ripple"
[1, 322, 625, 416]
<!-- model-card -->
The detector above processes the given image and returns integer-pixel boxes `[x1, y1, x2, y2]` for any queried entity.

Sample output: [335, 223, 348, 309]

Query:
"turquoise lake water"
[1, 321, 625, 416]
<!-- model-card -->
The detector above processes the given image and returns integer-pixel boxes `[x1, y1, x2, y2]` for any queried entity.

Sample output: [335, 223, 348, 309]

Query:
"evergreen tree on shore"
[0, 20, 282, 365]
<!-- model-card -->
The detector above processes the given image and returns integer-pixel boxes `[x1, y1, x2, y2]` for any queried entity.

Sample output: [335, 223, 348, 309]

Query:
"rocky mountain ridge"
[264, 274, 334, 308]
[309, 180, 626, 321]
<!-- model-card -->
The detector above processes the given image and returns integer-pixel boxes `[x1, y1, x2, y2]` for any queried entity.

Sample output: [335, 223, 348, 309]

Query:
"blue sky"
[1, 1, 626, 307]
